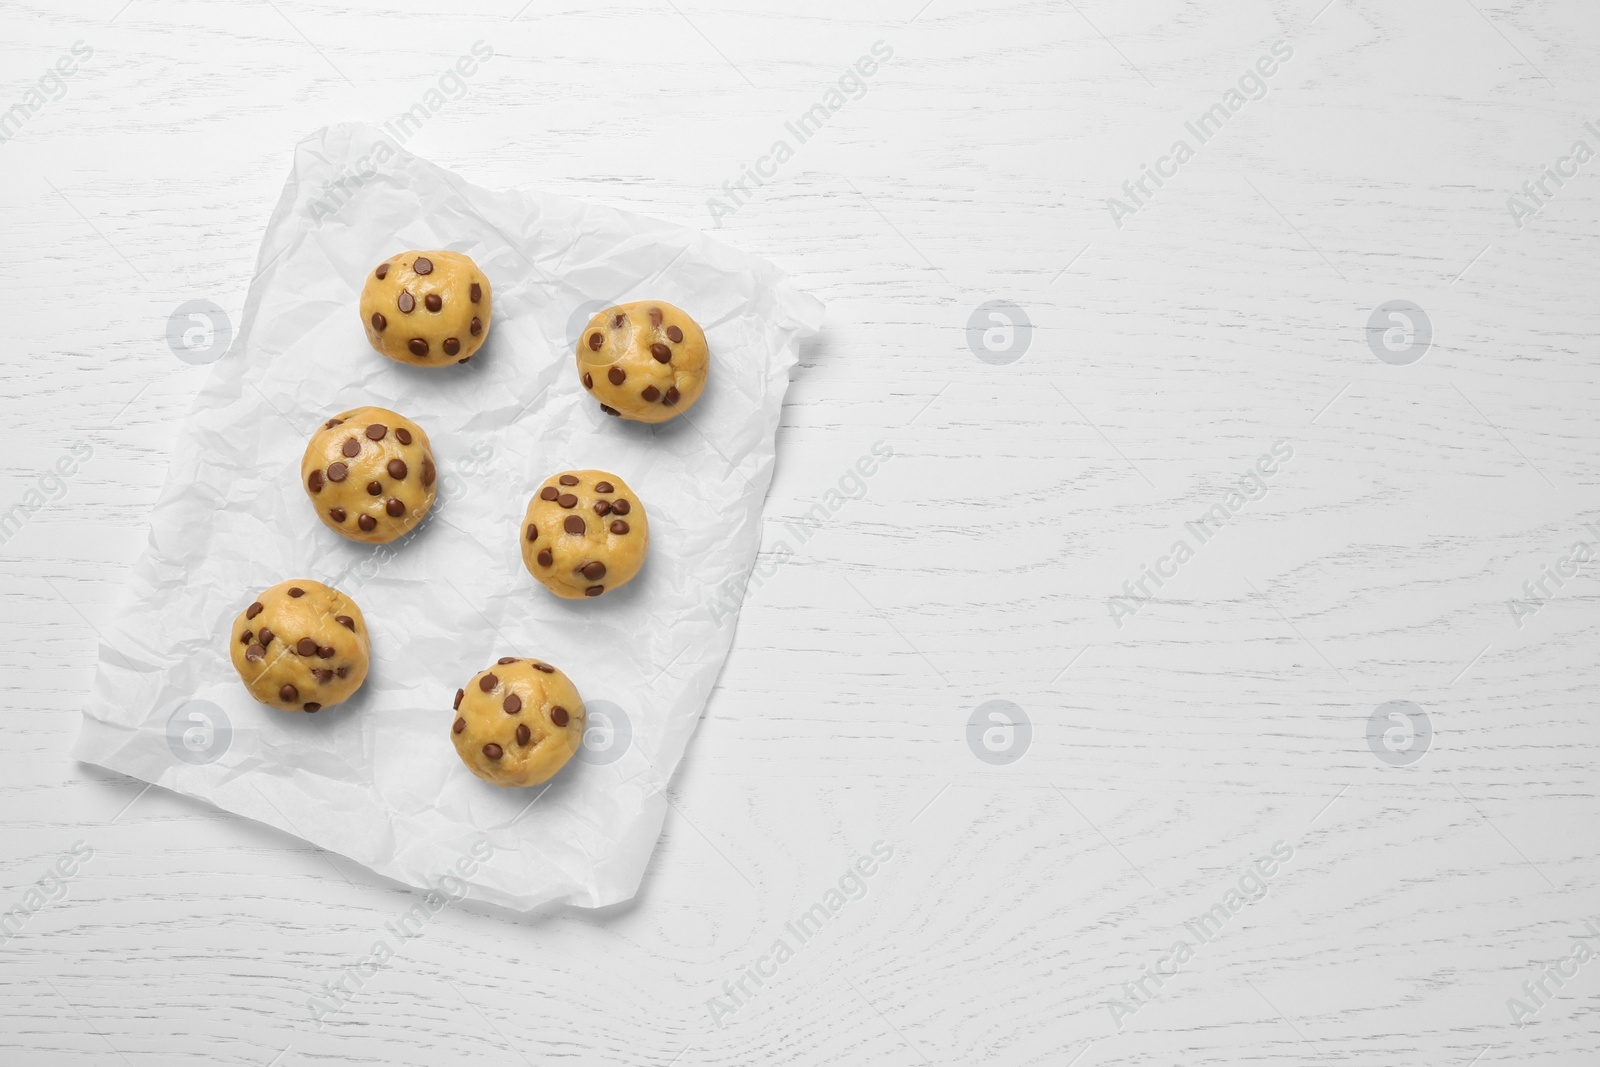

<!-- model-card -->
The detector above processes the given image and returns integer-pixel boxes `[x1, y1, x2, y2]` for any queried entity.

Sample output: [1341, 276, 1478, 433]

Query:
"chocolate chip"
[366, 424, 387, 441]
[396, 428, 413, 446]
[336, 615, 355, 630]
[663, 386, 680, 405]
[483, 743, 503, 760]
[359, 515, 377, 532]
[666, 325, 683, 343]
[327, 462, 348, 482]
[551, 706, 569, 726]
[503, 693, 522, 714]
[540, 486, 559, 501]
[516, 723, 531, 745]
[600, 404, 620, 416]
[408, 338, 428, 357]
[588, 332, 604, 351]
[308, 470, 324, 493]
[581, 561, 606, 580]
[280, 684, 298, 702]
[613, 313, 625, 327]
[366, 481, 382, 496]
[247, 602, 263, 619]
[317, 646, 334, 659]
[386, 497, 405, 517]
[414, 257, 433, 275]
[297, 637, 317, 656]
[240, 630, 252, 644]
[342, 438, 360, 458]
[387, 458, 407, 479]
[330, 507, 347, 522]
[558, 493, 577, 509]
[245, 643, 264, 662]
[336, 665, 348, 678]
[612, 499, 631, 516]
[480, 673, 498, 692]
[498, 657, 518, 664]
[537, 548, 552, 567]
[593, 500, 611, 516]
[470, 317, 482, 336]
[443, 337, 460, 356]
[376, 263, 389, 280]
[526, 524, 538, 542]
[454, 688, 464, 710]
[304, 703, 321, 712]
[398, 290, 415, 313]
[425, 293, 442, 312]
[584, 585, 604, 597]
[641, 385, 660, 402]
[470, 283, 481, 303]
[610, 519, 629, 535]
[258, 628, 274, 646]
[649, 308, 663, 326]
[371, 312, 387, 332]
[454, 716, 466, 734]
[564, 515, 585, 535]
[326, 418, 343, 428]
[583, 373, 593, 390]
[288, 587, 304, 597]
[607, 366, 626, 387]
[533, 663, 554, 673]
[559, 474, 579, 486]
[595, 481, 613, 493]
[651, 343, 671, 362]
[313, 669, 333, 683]
[422, 459, 435, 487]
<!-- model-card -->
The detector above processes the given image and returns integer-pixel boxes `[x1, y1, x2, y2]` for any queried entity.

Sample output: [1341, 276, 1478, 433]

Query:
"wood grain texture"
[3, 0, 1599, 1063]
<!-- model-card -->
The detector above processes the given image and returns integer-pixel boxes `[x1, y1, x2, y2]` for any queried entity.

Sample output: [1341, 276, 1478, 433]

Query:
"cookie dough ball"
[359, 250, 491, 366]
[451, 658, 586, 787]
[577, 301, 708, 423]
[302, 406, 437, 545]
[521, 470, 649, 599]
[228, 580, 370, 712]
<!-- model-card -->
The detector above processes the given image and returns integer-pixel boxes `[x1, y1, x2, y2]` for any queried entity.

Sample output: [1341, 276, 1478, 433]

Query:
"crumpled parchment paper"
[72, 122, 822, 912]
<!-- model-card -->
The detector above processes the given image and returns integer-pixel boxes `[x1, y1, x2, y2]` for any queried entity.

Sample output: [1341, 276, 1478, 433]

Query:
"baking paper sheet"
[72, 122, 822, 912]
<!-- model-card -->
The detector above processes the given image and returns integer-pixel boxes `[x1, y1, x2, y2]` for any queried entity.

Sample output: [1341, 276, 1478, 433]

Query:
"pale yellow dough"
[359, 250, 491, 366]
[520, 469, 650, 599]
[301, 406, 437, 545]
[577, 300, 708, 423]
[451, 658, 586, 787]
[229, 579, 370, 713]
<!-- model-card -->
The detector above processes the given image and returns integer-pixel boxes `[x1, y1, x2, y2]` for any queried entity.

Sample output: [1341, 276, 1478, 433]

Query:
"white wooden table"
[5, 0, 1599, 1063]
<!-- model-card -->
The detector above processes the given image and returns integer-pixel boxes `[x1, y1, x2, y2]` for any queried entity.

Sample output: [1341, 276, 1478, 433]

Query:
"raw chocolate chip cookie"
[451, 658, 586, 787]
[302, 406, 437, 544]
[360, 250, 491, 366]
[229, 579, 370, 712]
[577, 300, 708, 423]
[521, 470, 649, 599]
